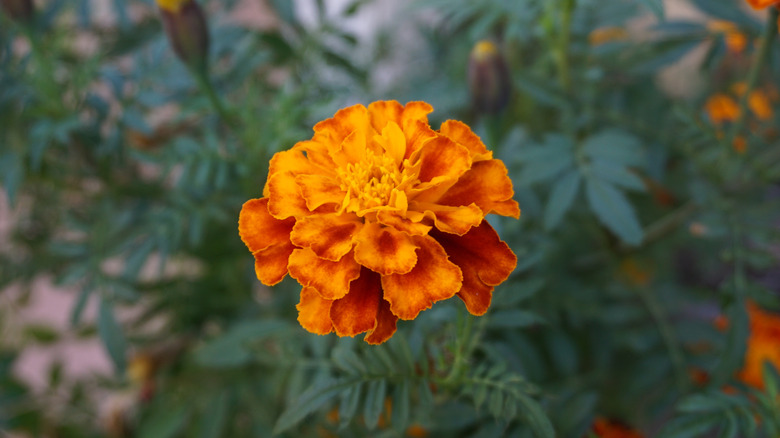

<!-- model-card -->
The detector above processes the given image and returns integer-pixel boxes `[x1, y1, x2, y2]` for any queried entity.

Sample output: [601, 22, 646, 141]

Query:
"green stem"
[441, 310, 475, 386]
[193, 69, 232, 125]
[555, 0, 576, 92]
[725, 7, 778, 148]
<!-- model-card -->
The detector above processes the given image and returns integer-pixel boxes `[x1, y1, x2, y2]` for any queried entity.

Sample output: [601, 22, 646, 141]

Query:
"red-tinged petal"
[354, 222, 418, 275]
[437, 159, 520, 219]
[416, 136, 472, 184]
[331, 128, 368, 167]
[296, 287, 333, 335]
[253, 240, 295, 286]
[267, 147, 320, 178]
[368, 100, 404, 133]
[376, 210, 432, 236]
[330, 269, 382, 337]
[266, 171, 310, 219]
[439, 120, 492, 162]
[410, 202, 483, 235]
[238, 198, 295, 253]
[401, 101, 434, 131]
[288, 248, 361, 300]
[403, 120, 438, 160]
[290, 213, 361, 261]
[382, 235, 463, 320]
[314, 104, 371, 151]
[433, 220, 517, 315]
[364, 298, 398, 344]
[296, 174, 344, 211]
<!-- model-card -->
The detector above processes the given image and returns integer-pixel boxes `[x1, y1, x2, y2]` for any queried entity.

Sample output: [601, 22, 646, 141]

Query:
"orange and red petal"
[290, 213, 361, 261]
[746, 0, 779, 9]
[382, 235, 463, 320]
[288, 248, 361, 300]
[411, 202, 483, 235]
[266, 171, 310, 219]
[439, 120, 492, 162]
[238, 198, 295, 253]
[296, 287, 334, 335]
[376, 210, 432, 236]
[415, 136, 472, 184]
[296, 174, 344, 211]
[354, 222, 418, 275]
[437, 159, 520, 219]
[368, 100, 404, 134]
[313, 104, 372, 148]
[434, 220, 517, 315]
[364, 297, 398, 344]
[401, 101, 434, 132]
[330, 269, 382, 337]
[253, 240, 296, 286]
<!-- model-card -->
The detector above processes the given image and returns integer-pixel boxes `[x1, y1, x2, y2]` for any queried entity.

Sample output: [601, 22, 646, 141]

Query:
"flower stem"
[555, 0, 576, 93]
[193, 69, 232, 125]
[441, 310, 475, 386]
[725, 7, 778, 148]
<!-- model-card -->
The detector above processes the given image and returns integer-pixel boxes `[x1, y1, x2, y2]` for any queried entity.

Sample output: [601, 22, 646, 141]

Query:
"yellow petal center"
[337, 150, 411, 215]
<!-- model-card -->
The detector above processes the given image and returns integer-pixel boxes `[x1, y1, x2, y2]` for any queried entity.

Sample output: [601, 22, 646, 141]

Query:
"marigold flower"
[732, 82, 775, 121]
[706, 20, 747, 53]
[468, 40, 511, 114]
[705, 94, 740, 125]
[746, 0, 780, 9]
[238, 101, 519, 344]
[592, 417, 644, 438]
[737, 302, 780, 389]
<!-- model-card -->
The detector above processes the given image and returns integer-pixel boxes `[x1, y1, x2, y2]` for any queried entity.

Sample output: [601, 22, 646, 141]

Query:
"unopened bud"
[157, 0, 210, 73]
[0, 0, 34, 24]
[468, 40, 511, 114]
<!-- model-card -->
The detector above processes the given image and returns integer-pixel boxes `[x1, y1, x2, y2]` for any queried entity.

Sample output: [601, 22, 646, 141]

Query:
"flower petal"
[368, 100, 404, 133]
[433, 220, 516, 315]
[354, 222, 418, 275]
[376, 210, 432, 236]
[296, 174, 344, 211]
[410, 202, 483, 235]
[296, 287, 333, 335]
[288, 248, 361, 300]
[330, 269, 381, 337]
[437, 159, 520, 219]
[313, 104, 371, 147]
[364, 298, 398, 345]
[382, 235, 463, 320]
[238, 198, 295, 253]
[439, 120, 493, 162]
[290, 213, 362, 261]
[267, 171, 310, 219]
[253, 240, 295, 286]
[415, 136, 472, 184]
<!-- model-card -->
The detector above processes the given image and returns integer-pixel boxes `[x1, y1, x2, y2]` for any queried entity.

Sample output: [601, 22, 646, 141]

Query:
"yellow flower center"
[156, 0, 190, 13]
[337, 147, 415, 216]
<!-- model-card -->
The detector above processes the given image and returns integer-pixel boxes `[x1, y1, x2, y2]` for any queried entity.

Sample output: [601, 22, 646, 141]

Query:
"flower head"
[592, 417, 644, 438]
[468, 40, 511, 114]
[239, 101, 519, 344]
[157, 0, 209, 73]
[737, 302, 780, 389]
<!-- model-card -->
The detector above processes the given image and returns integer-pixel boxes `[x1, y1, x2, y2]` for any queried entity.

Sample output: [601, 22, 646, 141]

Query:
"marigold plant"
[239, 101, 519, 343]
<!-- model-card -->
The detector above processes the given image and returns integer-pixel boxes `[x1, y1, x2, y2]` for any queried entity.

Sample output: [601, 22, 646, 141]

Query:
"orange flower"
[238, 101, 519, 344]
[706, 20, 747, 53]
[588, 27, 628, 46]
[745, 0, 780, 9]
[592, 417, 644, 438]
[705, 94, 740, 125]
[733, 82, 774, 121]
[736, 302, 780, 389]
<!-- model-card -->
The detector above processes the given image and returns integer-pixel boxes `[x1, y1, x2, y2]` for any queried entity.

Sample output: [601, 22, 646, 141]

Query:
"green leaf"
[517, 394, 555, 438]
[195, 320, 289, 368]
[199, 391, 228, 438]
[98, 298, 127, 374]
[137, 405, 189, 438]
[635, 0, 663, 20]
[582, 130, 644, 167]
[274, 378, 359, 435]
[488, 310, 546, 329]
[338, 384, 362, 429]
[391, 381, 410, 432]
[589, 160, 645, 192]
[363, 379, 387, 430]
[585, 178, 643, 245]
[544, 170, 581, 230]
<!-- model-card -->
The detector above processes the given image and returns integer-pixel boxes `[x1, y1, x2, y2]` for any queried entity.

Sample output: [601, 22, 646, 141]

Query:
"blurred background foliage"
[1, 0, 780, 437]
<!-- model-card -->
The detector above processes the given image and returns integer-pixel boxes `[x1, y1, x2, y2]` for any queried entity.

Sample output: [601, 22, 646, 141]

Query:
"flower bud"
[157, 0, 210, 74]
[468, 40, 511, 114]
[0, 0, 34, 24]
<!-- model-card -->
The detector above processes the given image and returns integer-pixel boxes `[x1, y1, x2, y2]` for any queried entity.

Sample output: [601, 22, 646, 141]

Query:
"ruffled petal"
[354, 222, 418, 275]
[330, 269, 381, 337]
[415, 136, 472, 184]
[437, 159, 520, 219]
[290, 213, 361, 261]
[368, 100, 404, 134]
[364, 298, 398, 345]
[296, 287, 333, 335]
[433, 220, 517, 315]
[288, 248, 361, 300]
[382, 235, 463, 320]
[376, 210, 432, 236]
[238, 198, 295, 253]
[313, 104, 371, 148]
[410, 202, 483, 235]
[296, 174, 344, 211]
[403, 120, 438, 160]
[266, 171, 310, 219]
[439, 120, 493, 162]
[253, 240, 295, 286]
[401, 101, 434, 131]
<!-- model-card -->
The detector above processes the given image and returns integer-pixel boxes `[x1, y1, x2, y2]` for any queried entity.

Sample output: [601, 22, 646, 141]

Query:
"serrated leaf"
[488, 390, 503, 418]
[582, 130, 644, 166]
[339, 384, 362, 429]
[585, 178, 643, 245]
[589, 160, 645, 191]
[517, 394, 555, 438]
[195, 320, 289, 368]
[274, 378, 359, 435]
[517, 154, 574, 186]
[137, 405, 189, 438]
[363, 379, 387, 430]
[98, 298, 127, 374]
[391, 381, 410, 432]
[544, 169, 581, 230]
[199, 392, 228, 438]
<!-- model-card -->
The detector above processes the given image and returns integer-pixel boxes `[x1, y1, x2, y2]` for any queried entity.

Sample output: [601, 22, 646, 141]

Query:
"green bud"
[468, 40, 511, 114]
[158, 0, 210, 74]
